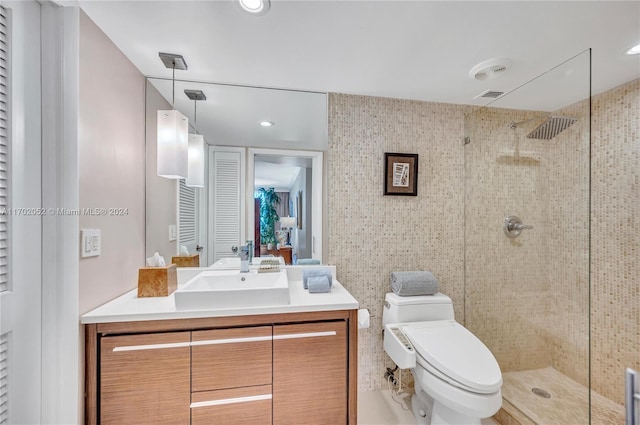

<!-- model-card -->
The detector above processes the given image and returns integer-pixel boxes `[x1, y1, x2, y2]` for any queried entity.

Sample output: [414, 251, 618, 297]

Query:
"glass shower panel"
[464, 50, 591, 425]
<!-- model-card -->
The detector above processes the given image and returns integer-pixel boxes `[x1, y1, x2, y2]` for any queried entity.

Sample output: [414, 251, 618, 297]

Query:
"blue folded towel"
[391, 271, 439, 296]
[307, 276, 331, 293]
[297, 258, 321, 265]
[303, 268, 333, 289]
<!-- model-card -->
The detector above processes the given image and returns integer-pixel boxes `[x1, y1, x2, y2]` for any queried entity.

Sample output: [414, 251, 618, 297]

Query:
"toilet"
[382, 292, 502, 425]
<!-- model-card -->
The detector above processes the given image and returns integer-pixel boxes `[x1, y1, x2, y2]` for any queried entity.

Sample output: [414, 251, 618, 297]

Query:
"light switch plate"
[169, 224, 177, 242]
[81, 229, 101, 258]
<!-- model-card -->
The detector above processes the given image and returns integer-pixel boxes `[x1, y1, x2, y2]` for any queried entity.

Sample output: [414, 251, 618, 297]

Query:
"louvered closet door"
[178, 179, 198, 256]
[0, 2, 42, 424]
[209, 148, 244, 263]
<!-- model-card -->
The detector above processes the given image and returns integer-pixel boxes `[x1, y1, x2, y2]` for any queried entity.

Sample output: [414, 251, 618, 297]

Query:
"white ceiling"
[80, 1, 640, 103]
[254, 155, 311, 191]
[148, 78, 328, 150]
[79, 0, 640, 146]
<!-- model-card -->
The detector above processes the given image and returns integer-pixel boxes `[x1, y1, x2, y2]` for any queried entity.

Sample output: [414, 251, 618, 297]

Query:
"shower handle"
[503, 215, 533, 238]
[513, 223, 533, 231]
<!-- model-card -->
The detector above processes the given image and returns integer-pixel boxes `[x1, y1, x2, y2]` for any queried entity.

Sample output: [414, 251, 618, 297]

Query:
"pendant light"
[184, 89, 206, 188]
[157, 52, 189, 179]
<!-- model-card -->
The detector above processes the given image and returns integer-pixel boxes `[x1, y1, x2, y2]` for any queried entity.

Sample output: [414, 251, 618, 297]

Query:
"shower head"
[526, 116, 577, 140]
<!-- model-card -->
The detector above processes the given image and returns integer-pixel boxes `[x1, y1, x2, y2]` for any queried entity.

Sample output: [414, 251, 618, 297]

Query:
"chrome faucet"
[239, 245, 250, 273]
[246, 240, 254, 265]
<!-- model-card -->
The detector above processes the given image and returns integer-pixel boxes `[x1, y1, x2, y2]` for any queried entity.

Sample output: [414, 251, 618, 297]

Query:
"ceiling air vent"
[474, 89, 505, 99]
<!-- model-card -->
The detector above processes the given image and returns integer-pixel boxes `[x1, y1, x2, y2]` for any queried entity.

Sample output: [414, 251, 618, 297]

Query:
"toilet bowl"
[382, 293, 502, 425]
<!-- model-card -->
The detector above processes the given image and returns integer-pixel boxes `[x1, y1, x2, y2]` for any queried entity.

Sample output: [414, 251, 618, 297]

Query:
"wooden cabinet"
[191, 385, 272, 425]
[191, 326, 272, 392]
[100, 332, 191, 425]
[265, 246, 293, 264]
[85, 310, 358, 425]
[191, 326, 274, 424]
[273, 321, 348, 425]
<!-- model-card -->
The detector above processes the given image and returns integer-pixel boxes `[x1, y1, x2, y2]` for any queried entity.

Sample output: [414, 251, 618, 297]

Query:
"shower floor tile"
[501, 367, 624, 425]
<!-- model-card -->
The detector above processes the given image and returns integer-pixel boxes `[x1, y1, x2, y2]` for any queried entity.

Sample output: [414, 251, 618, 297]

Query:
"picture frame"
[384, 152, 418, 196]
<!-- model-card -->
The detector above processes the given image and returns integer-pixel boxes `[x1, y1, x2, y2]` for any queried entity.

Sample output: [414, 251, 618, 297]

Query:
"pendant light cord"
[171, 64, 176, 109]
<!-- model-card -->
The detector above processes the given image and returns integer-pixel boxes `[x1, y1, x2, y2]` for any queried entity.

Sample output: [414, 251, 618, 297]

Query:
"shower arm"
[509, 115, 548, 130]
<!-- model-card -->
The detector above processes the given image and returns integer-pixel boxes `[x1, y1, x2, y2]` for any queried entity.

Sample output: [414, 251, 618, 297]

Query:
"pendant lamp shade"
[186, 134, 206, 187]
[157, 110, 189, 179]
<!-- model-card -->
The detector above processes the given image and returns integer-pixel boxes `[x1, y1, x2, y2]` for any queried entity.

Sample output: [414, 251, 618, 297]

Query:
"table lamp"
[279, 216, 297, 246]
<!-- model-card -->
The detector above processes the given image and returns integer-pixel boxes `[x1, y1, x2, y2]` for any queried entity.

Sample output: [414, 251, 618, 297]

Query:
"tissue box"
[138, 264, 177, 297]
[171, 254, 200, 268]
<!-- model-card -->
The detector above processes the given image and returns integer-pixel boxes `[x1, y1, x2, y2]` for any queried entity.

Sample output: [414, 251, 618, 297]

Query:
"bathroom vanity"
[82, 267, 359, 425]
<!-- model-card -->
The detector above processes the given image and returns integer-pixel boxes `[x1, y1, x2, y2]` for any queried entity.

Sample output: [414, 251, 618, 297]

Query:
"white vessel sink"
[174, 269, 290, 310]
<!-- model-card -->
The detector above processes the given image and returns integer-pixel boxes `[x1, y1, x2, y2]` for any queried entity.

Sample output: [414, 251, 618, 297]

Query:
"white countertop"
[80, 266, 359, 324]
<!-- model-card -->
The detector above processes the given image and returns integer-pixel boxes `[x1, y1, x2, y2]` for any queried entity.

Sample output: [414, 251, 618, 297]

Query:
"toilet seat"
[403, 320, 502, 394]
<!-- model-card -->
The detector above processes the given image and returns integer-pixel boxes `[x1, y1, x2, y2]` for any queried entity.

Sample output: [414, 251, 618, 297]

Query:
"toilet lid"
[404, 320, 502, 394]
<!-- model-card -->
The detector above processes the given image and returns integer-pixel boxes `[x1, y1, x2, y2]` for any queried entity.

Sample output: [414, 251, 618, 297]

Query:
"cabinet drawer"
[273, 321, 347, 425]
[100, 332, 191, 425]
[192, 326, 272, 392]
[191, 385, 272, 425]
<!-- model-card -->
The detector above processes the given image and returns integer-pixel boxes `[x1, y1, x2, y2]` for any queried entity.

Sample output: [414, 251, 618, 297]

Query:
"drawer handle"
[190, 393, 272, 408]
[113, 331, 336, 351]
[113, 341, 190, 352]
[191, 336, 272, 346]
[273, 331, 337, 340]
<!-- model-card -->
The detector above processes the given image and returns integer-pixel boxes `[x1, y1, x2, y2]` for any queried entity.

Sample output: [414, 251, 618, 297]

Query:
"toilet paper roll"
[357, 309, 370, 329]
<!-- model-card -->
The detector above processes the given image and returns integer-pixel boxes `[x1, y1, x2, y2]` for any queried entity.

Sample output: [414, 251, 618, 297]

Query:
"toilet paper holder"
[357, 308, 371, 330]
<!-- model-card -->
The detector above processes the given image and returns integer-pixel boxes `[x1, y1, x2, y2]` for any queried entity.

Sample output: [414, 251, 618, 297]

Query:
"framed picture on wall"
[384, 152, 418, 196]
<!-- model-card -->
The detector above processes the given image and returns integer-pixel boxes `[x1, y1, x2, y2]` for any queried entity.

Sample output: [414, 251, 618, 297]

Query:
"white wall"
[78, 10, 146, 313]
[145, 81, 177, 261]
[289, 167, 312, 259]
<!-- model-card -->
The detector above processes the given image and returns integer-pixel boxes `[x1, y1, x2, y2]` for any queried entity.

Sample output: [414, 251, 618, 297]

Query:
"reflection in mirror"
[253, 154, 316, 265]
[145, 79, 327, 267]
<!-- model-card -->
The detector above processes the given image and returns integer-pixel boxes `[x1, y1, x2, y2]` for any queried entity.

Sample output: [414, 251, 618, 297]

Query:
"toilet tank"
[382, 292, 455, 325]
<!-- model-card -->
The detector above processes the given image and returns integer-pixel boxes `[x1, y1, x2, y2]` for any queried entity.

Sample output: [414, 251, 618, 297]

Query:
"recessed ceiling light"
[238, 0, 270, 15]
[260, 121, 275, 127]
[626, 43, 640, 55]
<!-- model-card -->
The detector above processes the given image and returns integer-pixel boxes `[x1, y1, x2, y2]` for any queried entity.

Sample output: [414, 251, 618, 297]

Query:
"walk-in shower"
[463, 50, 624, 424]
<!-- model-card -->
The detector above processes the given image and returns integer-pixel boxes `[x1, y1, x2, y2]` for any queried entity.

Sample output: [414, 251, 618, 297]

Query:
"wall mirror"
[145, 78, 328, 267]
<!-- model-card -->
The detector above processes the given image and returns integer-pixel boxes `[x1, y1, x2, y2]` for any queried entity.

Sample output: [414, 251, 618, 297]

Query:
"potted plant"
[257, 187, 280, 250]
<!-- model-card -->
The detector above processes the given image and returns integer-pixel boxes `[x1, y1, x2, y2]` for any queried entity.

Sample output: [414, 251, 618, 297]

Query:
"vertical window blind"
[0, 5, 9, 295]
[0, 7, 10, 423]
[178, 179, 197, 247]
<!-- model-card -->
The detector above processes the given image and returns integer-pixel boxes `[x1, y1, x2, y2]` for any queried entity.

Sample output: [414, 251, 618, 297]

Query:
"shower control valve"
[503, 215, 533, 238]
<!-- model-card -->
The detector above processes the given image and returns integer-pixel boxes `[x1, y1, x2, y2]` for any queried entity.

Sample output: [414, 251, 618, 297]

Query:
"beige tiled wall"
[327, 94, 467, 391]
[464, 98, 592, 391]
[326, 79, 640, 407]
[545, 99, 591, 387]
[464, 106, 562, 374]
[591, 79, 640, 405]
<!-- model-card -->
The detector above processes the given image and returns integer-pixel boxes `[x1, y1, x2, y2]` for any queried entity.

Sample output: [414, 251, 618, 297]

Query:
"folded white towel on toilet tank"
[391, 271, 439, 296]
